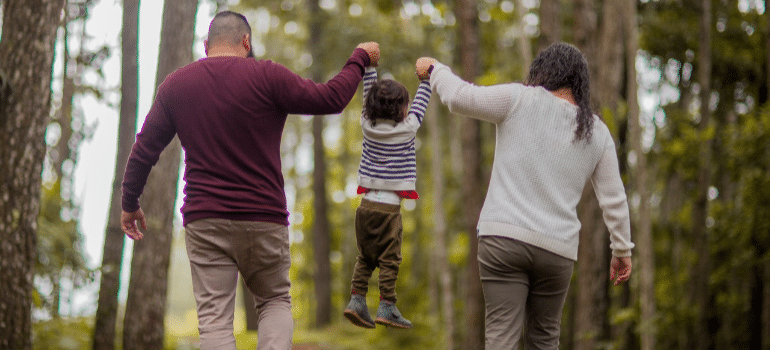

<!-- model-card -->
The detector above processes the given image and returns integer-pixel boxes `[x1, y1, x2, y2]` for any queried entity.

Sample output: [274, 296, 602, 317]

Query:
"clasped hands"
[356, 42, 436, 81]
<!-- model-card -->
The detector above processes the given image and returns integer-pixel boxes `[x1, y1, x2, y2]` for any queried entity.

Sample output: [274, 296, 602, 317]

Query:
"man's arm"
[120, 91, 176, 239]
[272, 44, 378, 116]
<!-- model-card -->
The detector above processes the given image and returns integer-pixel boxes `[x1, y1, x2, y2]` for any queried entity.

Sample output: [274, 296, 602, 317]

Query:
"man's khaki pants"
[185, 218, 292, 350]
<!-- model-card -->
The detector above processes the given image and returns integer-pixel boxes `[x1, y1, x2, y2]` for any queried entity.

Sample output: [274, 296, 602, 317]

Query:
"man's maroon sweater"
[122, 49, 370, 226]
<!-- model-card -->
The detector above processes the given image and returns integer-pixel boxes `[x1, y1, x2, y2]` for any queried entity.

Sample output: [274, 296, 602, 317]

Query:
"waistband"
[359, 198, 401, 213]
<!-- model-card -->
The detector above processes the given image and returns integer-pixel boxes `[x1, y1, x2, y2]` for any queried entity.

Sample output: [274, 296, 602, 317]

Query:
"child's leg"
[350, 203, 380, 295]
[376, 210, 403, 303]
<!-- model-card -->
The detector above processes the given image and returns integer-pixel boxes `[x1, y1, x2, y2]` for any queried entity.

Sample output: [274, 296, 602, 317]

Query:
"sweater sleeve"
[361, 67, 378, 122]
[408, 80, 432, 127]
[121, 90, 177, 212]
[429, 62, 519, 124]
[271, 48, 369, 116]
[590, 134, 635, 257]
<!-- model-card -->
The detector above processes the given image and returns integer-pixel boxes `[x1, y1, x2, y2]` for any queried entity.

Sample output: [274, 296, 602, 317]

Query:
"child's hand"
[357, 42, 380, 67]
[416, 57, 436, 80]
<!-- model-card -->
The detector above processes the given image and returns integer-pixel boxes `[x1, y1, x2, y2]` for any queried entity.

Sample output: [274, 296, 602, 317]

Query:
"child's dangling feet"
[343, 294, 376, 328]
[375, 299, 412, 329]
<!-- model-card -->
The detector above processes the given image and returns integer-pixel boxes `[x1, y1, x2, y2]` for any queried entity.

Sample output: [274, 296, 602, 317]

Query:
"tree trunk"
[0, 0, 67, 348]
[572, 1, 611, 349]
[428, 97, 455, 349]
[92, 1, 139, 349]
[454, 0, 485, 349]
[537, 0, 560, 52]
[308, 0, 332, 329]
[692, 0, 712, 348]
[515, 0, 532, 71]
[122, 1, 198, 349]
[595, 0, 623, 112]
[764, 4, 770, 346]
[624, 1, 655, 349]
[574, 185, 607, 350]
[764, 260, 770, 350]
[54, 19, 75, 179]
[573, 0, 597, 70]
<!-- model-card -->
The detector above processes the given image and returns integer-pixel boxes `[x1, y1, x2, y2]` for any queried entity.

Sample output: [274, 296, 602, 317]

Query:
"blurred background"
[2, 0, 769, 349]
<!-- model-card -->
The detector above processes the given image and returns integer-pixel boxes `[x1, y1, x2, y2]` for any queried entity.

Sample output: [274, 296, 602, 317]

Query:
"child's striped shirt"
[357, 67, 432, 194]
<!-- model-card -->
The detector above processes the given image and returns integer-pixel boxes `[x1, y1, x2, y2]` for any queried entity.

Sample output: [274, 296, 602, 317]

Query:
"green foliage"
[33, 317, 93, 350]
[35, 180, 93, 318]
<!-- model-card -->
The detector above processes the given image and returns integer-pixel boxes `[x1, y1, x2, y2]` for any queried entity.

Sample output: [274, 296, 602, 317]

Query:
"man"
[120, 11, 379, 350]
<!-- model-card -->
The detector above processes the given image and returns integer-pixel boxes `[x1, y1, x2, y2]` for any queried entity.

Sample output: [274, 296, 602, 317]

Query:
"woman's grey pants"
[478, 236, 574, 350]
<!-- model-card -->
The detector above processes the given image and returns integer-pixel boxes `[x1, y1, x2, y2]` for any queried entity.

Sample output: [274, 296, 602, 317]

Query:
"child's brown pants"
[350, 199, 403, 303]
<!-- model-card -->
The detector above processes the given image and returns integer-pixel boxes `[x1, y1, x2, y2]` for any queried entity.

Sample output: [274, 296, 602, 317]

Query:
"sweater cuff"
[351, 48, 370, 74]
[612, 249, 632, 258]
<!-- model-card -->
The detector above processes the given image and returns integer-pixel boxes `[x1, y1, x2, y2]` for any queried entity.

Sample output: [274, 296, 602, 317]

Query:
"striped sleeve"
[408, 80, 432, 125]
[361, 67, 378, 121]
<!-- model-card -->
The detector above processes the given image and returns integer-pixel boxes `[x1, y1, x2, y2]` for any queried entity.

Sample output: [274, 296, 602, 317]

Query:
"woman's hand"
[416, 57, 436, 80]
[610, 256, 632, 286]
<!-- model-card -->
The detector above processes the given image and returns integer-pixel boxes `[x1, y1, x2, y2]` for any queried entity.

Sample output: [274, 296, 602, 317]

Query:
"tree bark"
[0, 0, 67, 348]
[515, 0, 532, 71]
[624, 1, 655, 349]
[428, 97, 455, 349]
[764, 260, 770, 350]
[122, 1, 198, 349]
[572, 1, 611, 349]
[454, 0, 485, 349]
[92, 1, 139, 349]
[692, 0, 712, 348]
[537, 0, 560, 52]
[308, 0, 332, 329]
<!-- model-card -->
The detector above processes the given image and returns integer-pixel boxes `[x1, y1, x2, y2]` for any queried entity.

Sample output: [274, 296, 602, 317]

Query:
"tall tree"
[572, 1, 612, 350]
[693, 0, 712, 347]
[515, 0, 532, 70]
[537, 0, 561, 52]
[308, 0, 332, 328]
[427, 97, 455, 349]
[624, 0, 655, 349]
[92, 0, 140, 348]
[765, 4, 770, 347]
[454, 0, 485, 348]
[0, 0, 67, 348]
[121, 0, 198, 348]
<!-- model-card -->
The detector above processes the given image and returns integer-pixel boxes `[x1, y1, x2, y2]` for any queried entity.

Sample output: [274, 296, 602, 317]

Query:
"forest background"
[1, 0, 769, 349]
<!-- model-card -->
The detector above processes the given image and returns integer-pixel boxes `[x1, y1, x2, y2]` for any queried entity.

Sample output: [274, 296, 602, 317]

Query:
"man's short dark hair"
[207, 11, 252, 47]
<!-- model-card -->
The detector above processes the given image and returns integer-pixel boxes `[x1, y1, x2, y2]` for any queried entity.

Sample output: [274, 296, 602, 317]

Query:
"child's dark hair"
[364, 79, 410, 124]
[526, 42, 595, 143]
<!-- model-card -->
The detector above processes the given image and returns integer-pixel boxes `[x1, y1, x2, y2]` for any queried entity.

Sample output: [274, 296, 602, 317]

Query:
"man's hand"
[121, 208, 147, 240]
[610, 256, 632, 286]
[416, 57, 436, 80]
[356, 42, 380, 67]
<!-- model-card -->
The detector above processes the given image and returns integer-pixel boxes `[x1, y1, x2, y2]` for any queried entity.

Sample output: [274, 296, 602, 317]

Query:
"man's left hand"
[121, 208, 147, 240]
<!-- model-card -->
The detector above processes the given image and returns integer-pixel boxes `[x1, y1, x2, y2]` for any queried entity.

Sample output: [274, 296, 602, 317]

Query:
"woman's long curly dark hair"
[364, 79, 410, 125]
[526, 42, 595, 143]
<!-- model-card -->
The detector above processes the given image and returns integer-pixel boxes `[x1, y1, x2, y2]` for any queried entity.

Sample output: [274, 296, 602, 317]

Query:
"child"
[343, 60, 433, 329]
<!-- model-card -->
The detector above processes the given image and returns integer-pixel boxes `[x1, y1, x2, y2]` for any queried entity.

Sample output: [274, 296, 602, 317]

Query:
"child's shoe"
[374, 300, 412, 329]
[343, 294, 376, 328]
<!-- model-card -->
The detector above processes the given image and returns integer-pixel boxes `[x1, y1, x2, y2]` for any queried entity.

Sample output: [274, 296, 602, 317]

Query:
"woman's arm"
[591, 135, 635, 258]
[429, 62, 520, 124]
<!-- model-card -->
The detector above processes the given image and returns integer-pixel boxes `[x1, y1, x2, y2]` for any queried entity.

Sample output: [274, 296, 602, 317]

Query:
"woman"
[416, 43, 634, 349]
